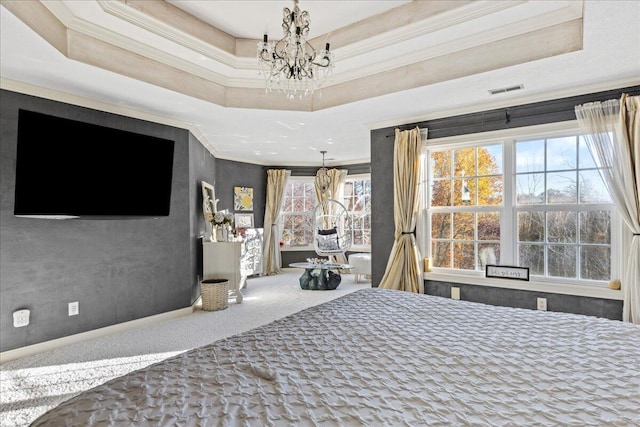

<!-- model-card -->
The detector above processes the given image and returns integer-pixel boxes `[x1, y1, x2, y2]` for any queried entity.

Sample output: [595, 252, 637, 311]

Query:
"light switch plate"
[537, 297, 547, 311]
[13, 309, 30, 327]
[68, 301, 79, 316]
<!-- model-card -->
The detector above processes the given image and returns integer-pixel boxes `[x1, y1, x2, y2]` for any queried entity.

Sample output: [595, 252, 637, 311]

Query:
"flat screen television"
[14, 109, 175, 219]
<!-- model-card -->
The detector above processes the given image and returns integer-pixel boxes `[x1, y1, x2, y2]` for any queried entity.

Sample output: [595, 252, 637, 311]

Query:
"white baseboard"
[0, 301, 200, 364]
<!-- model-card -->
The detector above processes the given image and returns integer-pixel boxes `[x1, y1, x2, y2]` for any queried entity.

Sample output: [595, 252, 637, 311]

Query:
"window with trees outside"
[280, 175, 372, 250]
[280, 179, 316, 247]
[343, 177, 371, 248]
[427, 134, 615, 285]
[430, 144, 503, 271]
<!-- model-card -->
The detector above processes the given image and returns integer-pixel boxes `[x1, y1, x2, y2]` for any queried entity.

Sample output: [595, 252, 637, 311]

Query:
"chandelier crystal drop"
[317, 150, 332, 195]
[257, 0, 334, 100]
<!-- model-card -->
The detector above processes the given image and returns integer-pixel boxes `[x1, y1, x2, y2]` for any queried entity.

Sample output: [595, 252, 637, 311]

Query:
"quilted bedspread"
[31, 289, 640, 426]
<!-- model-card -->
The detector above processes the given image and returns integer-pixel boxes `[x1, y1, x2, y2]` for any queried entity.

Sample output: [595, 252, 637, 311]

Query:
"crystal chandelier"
[257, 0, 334, 100]
[317, 150, 332, 195]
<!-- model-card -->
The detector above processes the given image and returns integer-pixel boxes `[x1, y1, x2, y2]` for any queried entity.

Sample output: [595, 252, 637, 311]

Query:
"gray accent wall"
[0, 90, 212, 352]
[215, 159, 267, 228]
[425, 281, 622, 320]
[370, 85, 639, 319]
[189, 132, 217, 302]
[370, 131, 395, 287]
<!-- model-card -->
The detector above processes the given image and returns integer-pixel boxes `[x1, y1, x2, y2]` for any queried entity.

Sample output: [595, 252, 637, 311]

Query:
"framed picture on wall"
[234, 213, 254, 228]
[234, 186, 253, 211]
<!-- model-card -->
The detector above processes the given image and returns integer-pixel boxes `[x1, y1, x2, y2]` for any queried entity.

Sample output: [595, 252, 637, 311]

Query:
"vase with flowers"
[209, 211, 234, 242]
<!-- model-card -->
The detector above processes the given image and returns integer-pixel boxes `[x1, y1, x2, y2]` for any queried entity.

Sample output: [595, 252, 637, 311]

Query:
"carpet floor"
[0, 269, 369, 426]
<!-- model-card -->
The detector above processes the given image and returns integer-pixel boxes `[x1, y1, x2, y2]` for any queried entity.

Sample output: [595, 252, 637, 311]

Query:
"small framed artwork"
[201, 181, 217, 217]
[234, 213, 254, 228]
[486, 265, 530, 281]
[234, 186, 253, 211]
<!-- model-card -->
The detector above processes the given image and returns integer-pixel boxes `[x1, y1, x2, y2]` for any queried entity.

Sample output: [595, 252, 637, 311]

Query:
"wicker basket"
[201, 279, 229, 311]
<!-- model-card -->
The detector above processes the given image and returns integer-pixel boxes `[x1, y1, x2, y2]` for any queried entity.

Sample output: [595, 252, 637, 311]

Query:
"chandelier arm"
[282, 7, 292, 36]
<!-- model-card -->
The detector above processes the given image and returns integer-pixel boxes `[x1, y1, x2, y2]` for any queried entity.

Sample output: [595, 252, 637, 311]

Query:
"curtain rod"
[384, 108, 577, 138]
[382, 86, 640, 139]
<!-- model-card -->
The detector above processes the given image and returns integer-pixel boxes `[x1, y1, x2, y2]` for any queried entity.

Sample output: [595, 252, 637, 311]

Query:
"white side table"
[203, 241, 243, 303]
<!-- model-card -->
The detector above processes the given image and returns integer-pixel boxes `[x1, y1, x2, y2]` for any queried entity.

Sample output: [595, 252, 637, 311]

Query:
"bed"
[31, 288, 640, 426]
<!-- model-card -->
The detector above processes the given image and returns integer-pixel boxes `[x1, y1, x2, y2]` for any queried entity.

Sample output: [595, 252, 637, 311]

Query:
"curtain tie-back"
[401, 230, 415, 235]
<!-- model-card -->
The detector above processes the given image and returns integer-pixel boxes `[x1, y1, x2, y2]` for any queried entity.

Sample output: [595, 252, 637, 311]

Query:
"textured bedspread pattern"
[32, 288, 640, 426]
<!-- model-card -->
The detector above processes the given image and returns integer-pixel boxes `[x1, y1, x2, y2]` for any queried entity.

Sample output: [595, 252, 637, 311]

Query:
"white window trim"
[280, 176, 316, 251]
[281, 174, 372, 252]
[421, 121, 624, 300]
[344, 173, 372, 251]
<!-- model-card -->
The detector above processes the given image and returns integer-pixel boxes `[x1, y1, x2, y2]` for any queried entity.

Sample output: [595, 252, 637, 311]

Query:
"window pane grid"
[430, 209, 501, 271]
[280, 180, 317, 247]
[516, 137, 611, 207]
[280, 176, 371, 249]
[343, 178, 371, 247]
[428, 134, 614, 286]
[429, 143, 503, 271]
[514, 136, 613, 282]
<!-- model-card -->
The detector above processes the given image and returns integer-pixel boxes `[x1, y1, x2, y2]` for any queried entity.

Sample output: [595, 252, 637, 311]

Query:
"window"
[426, 132, 615, 286]
[280, 178, 316, 247]
[343, 177, 371, 248]
[430, 144, 503, 271]
[280, 174, 372, 250]
[515, 136, 612, 281]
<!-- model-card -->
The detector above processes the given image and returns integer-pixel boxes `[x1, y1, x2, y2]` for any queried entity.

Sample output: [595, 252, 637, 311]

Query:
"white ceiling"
[1, 0, 639, 167]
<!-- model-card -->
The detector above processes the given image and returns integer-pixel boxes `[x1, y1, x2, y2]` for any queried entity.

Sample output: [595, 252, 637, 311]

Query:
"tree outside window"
[343, 178, 371, 247]
[430, 144, 502, 271]
[428, 135, 614, 284]
[280, 175, 372, 250]
[515, 136, 612, 281]
[280, 179, 316, 247]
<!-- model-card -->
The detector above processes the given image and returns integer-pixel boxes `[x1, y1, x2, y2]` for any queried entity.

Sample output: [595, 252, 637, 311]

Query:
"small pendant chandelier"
[317, 150, 332, 196]
[257, 0, 334, 100]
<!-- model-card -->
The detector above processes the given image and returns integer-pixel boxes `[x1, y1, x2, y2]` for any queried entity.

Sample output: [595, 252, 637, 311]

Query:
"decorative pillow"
[317, 228, 340, 250]
[318, 227, 338, 236]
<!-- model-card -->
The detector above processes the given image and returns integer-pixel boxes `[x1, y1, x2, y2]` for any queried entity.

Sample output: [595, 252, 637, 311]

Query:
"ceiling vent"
[488, 84, 524, 95]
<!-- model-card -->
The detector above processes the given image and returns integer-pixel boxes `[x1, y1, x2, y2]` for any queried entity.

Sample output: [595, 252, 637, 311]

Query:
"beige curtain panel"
[262, 169, 290, 275]
[314, 168, 348, 202]
[575, 94, 640, 323]
[329, 169, 349, 266]
[329, 169, 348, 202]
[379, 127, 424, 293]
[314, 170, 326, 204]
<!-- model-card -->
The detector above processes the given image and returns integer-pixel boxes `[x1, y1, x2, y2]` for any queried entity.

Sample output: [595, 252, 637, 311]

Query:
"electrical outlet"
[13, 309, 30, 327]
[68, 301, 79, 316]
[451, 287, 460, 300]
[537, 297, 547, 311]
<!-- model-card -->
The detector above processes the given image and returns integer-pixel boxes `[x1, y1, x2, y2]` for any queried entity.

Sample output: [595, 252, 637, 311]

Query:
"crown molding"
[0, 77, 218, 158]
[43, 1, 233, 86]
[330, 5, 583, 86]
[3, 0, 589, 113]
[42, 0, 585, 95]
[97, 0, 240, 69]
[0, 77, 335, 166]
[332, 0, 527, 60]
[365, 77, 640, 131]
[314, 19, 583, 110]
